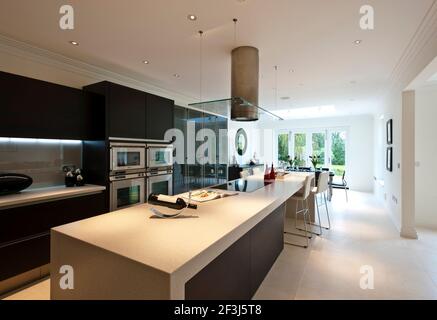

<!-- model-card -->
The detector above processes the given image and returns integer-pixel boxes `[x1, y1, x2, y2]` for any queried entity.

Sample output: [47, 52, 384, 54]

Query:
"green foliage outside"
[312, 133, 325, 164]
[278, 133, 289, 162]
[294, 133, 306, 166]
[331, 132, 346, 165]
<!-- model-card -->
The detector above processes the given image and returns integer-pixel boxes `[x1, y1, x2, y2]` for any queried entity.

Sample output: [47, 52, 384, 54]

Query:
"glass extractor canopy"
[188, 97, 284, 121]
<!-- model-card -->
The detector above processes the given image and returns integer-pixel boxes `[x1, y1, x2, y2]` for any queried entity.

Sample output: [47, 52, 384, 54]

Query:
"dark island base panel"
[185, 204, 285, 300]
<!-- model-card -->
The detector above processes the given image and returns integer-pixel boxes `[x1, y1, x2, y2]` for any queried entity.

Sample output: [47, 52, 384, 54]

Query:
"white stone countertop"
[0, 184, 106, 210]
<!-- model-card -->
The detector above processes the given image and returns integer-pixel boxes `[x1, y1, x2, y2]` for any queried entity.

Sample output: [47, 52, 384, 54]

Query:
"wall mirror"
[235, 128, 248, 156]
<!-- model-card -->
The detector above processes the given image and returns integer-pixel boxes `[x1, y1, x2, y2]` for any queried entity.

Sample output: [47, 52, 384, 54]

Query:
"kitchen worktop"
[51, 172, 312, 299]
[0, 184, 106, 210]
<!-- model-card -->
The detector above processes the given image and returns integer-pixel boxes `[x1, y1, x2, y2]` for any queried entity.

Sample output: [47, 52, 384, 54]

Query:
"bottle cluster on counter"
[264, 163, 276, 182]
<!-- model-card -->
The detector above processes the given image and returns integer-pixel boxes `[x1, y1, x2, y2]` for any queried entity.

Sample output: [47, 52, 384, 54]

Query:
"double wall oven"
[109, 141, 173, 211]
[146, 144, 173, 200]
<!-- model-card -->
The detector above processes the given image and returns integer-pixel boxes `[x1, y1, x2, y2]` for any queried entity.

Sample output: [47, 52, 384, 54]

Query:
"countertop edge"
[0, 185, 106, 210]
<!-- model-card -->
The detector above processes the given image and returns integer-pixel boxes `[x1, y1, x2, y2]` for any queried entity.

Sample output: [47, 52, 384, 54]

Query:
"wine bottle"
[148, 194, 197, 210]
[270, 163, 276, 180]
[264, 164, 270, 181]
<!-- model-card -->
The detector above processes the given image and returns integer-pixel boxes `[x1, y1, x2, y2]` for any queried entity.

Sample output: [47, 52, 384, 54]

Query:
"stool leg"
[315, 196, 323, 235]
[302, 204, 309, 248]
[299, 196, 321, 236]
[324, 192, 331, 230]
[284, 198, 312, 248]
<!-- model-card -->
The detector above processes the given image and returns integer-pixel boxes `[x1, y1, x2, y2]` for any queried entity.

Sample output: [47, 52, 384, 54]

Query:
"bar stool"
[311, 171, 331, 230]
[284, 175, 313, 248]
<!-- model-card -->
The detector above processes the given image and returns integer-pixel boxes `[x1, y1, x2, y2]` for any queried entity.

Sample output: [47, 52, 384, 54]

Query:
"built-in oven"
[146, 144, 174, 170]
[110, 142, 146, 174]
[110, 172, 145, 211]
[146, 169, 173, 201]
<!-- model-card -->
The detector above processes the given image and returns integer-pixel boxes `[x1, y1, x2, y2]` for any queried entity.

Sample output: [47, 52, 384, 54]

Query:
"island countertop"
[51, 172, 312, 299]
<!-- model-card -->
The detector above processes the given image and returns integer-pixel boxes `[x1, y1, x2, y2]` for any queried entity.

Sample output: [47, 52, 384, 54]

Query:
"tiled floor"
[4, 190, 437, 300]
[254, 190, 437, 300]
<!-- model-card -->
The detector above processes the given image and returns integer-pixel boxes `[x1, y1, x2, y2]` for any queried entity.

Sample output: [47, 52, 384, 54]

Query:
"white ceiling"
[0, 0, 434, 118]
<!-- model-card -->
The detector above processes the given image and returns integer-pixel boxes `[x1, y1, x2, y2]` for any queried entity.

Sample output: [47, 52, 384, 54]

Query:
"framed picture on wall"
[386, 119, 393, 145]
[386, 147, 393, 172]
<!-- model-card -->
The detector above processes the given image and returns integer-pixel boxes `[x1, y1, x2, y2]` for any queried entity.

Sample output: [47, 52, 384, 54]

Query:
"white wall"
[228, 120, 262, 165]
[415, 85, 437, 229]
[258, 115, 375, 192]
[374, 92, 403, 231]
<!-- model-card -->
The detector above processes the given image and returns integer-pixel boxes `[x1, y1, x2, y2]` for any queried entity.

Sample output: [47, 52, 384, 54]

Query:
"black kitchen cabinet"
[108, 83, 146, 139]
[0, 192, 106, 281]
[0, 71, 103, 140]
[146, 93, 174, 140]
[83, 81, 147, 139]
[84, 82, 174, 140]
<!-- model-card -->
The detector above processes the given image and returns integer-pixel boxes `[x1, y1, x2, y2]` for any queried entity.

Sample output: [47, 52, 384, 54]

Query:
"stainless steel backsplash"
[0, 140, 82, 189]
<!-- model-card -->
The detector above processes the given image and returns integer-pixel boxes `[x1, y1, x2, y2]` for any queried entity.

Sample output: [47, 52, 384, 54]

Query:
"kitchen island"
[50, 172, 313, 300]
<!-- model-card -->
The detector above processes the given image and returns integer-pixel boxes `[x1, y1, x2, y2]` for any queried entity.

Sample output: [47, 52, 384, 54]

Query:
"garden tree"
[312, 133, 325, 163]
[278, 134, 289, 161]
[331, 132, 345, 165]
[294, 133, 306, 166]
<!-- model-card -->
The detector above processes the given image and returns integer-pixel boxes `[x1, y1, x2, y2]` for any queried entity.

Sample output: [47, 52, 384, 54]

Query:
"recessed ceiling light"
[289, 69, 294, 73]
[187, 14, 197, 21]
[69, 41, 79, 46]
[142, 60, 149, 64]
[173, 74, 181, 78]
[354, 40, 362, 45]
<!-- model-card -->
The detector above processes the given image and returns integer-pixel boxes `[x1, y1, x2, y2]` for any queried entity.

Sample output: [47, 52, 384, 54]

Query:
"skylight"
[272, 105, 336, 120]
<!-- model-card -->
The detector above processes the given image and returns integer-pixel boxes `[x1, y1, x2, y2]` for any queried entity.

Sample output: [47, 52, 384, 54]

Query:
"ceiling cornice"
[387, 0, 437, 93]
[0, 34, 195, 107]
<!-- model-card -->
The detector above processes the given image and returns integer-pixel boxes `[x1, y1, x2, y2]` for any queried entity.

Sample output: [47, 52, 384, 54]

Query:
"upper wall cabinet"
[0, 71, 103, 140]
[108, 83, 147, 139]
[84, 81, 147, 140]
[84, 81, 174, 141]
[146, 93, 174, 140]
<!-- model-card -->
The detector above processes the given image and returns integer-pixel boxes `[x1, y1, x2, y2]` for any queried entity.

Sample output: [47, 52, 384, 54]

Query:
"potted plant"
[287, 155, 299, 170]
[309, 154, 321, 170]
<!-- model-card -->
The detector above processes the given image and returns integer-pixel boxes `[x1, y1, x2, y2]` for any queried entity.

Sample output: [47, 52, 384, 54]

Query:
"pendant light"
[231, 18, 259, 121]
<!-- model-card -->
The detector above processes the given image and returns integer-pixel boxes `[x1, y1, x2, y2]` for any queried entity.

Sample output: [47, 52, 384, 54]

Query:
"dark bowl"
[0, 173, 33, 196]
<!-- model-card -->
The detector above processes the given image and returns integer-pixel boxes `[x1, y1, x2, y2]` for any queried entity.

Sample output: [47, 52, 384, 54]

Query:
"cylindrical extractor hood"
[231, 46, 259, 121]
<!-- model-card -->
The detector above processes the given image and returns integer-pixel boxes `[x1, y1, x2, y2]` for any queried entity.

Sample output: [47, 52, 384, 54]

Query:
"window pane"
[331, 131, 346, 176]
[294, 133, 306, 166]
[278, 133, 289, 162]
[312, 133, 325, 165]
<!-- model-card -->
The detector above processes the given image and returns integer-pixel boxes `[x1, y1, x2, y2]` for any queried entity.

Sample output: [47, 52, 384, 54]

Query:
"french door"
[277, 128, 347, 176]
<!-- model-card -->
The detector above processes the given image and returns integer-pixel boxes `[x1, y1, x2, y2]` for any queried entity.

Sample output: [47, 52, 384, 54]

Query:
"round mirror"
[235, 128, 248, 156]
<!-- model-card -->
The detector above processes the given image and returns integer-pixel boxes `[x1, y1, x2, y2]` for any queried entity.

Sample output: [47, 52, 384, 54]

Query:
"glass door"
[277, 131, 290, 166]
[328, 130, 347, 177]
[293, 133, 307, 167]
[311, 131, 327, 168]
